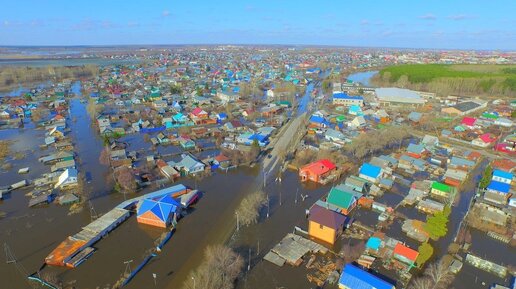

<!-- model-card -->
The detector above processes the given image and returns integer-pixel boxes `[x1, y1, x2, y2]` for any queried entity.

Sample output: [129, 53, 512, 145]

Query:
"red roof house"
[190, 107, 208, 119]
[393, 243, 418, 267]
[461, 117, 477, 129]
[299, 159, 337, 184]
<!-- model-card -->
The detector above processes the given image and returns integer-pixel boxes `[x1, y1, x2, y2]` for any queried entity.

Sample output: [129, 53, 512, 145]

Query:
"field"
[372, 64, 516, 97]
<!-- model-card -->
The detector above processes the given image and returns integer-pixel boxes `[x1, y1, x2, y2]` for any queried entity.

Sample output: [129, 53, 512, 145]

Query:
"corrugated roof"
[339, 264, 395, 289]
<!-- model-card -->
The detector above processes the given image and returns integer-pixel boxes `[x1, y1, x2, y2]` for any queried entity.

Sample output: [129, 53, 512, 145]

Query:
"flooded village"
[0, 46, 515, 289]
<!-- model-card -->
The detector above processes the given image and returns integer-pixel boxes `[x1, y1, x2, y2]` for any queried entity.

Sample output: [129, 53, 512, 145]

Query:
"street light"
[191, 276, 196, 289]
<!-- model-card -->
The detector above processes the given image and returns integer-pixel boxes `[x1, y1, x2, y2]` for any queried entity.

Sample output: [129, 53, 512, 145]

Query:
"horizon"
[1, 0, 515, 50]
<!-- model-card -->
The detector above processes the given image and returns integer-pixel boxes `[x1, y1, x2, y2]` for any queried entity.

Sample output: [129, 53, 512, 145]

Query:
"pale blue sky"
[1, 0, 514, 49]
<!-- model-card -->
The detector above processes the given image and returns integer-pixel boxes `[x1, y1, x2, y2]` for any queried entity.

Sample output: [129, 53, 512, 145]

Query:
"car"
[267, 154, 273, 159]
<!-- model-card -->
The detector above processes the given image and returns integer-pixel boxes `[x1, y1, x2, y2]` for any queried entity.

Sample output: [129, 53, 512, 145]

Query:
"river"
[346, 70, 378, 87]
[0, 58, 141, 68]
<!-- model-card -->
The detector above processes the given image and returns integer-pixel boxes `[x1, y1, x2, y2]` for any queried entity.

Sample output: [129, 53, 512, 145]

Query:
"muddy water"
[0, 82, 277, 289]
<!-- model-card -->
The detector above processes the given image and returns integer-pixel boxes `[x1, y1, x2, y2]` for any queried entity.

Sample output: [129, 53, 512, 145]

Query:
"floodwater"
[0, 58, 141, 68]
[346, 70, 378, 87]
[1, 78, 514, 289]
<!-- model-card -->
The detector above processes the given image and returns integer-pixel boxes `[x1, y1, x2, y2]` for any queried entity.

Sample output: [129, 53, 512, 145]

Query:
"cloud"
[162, 10, 171, 17]
[360, 19, 369, 25]
[447, 14, 474, 21]
[419, 14, 437, 20]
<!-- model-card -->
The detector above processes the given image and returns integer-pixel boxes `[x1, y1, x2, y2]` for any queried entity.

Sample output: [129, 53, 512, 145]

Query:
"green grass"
[380, 64, 510, 83]
[379, 64, 516, 93]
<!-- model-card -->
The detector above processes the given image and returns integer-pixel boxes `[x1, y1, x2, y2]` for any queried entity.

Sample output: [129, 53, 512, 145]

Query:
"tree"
[99, 146, 111, 166]
[170, 85, 182, 94]
[183, 245, 243, 289]
[416, 242, 433, 267]
[114, 166, 137, 193]
[424, 206, 451, 240]
[236, 190, 267, 226]
[479, 165, 493, 189]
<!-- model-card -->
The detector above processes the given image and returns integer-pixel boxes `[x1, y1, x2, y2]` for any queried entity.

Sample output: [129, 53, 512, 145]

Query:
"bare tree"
[183, 245, 244, 289]
[99, 146, 111, 166]
[114, 166, 136, 193]
[236, 190, 267, 226]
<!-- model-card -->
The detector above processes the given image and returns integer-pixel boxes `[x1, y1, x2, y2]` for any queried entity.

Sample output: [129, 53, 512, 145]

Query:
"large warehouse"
[375, 87, 425, 106]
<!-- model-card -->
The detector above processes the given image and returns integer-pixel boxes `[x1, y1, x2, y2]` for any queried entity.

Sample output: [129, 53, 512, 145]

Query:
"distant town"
[0, 45, 515, 289]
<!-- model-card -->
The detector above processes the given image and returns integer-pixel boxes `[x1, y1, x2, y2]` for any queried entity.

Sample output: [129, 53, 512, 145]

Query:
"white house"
[492, 170, 513, 184]
[494, 118, 514, 127]
[350, 116, 366, 128]
[54, 168, 78, 189]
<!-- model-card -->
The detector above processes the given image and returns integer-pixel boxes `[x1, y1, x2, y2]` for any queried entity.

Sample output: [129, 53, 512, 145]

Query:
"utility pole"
[235, 212, 239, 231]
[266, 194, 270, 218]
[152, 273, 157, 286]
[248, 248, 251, 271]
[257, 240, 260, 256]
[295, 188, 298, 204]
[279, 190, 282, 206]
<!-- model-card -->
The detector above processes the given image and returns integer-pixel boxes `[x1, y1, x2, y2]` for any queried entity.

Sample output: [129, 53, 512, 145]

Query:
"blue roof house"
[338, 264, 395, 289]
[333, 92, 364, 107]
[487, 181, 511, 194]
[359, 163, 383, 183]
[309, 115, 330, 128]
[492, 170, 513, 184]
[366, 237, 382, 252]
[348, 105, 364, 116]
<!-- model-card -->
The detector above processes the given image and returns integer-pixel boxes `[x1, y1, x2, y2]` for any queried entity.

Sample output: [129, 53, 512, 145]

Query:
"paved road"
[263, 112, 306, 173]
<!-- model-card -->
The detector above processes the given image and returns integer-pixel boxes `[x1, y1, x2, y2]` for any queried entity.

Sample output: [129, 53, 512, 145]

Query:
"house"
[365, 236, 383, 253]
[406, 143, 426, 159]
[417, 199, 445, 214]
[326, 184, 363, 215]
[190, 107, 208, 119]
[216, 91, 239, 103]
[441, 101, 486, 116]
[421, 135, 439, 148]
[348, 105, 363, 116]
[213, 154, 231, 168]
[308, 204, 347, 245]
[461, 117, 477, 129]
[486, 180, 511, 195]
[178, 137, 196, 150]
[309, 115, 330, 128]
[299, 159, 337, 184]
[492, 169, 513, 184]
[359, 163, 382, 183]
[472, 133, 497, 147]
[430, 182, 452, 199]
[325, 129, 349, 144]
[338, 264, 395, 289]
[333, 92, 364, 107]
[393, 243, 418, 268]
[345, 175, 370, 193]
[136, 195, 181, 228]
[156, 159, 180, 180]
[350, 116, 366, 128]
[494, 118, 514, 127]
[170, 154, 205, 175]
[407, 111, 422, 123]
[54, 168, 78, 189]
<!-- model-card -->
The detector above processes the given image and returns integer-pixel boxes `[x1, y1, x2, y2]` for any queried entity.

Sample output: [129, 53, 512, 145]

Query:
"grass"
[380, 64, 516, 83]
[378, 64, 516, 95]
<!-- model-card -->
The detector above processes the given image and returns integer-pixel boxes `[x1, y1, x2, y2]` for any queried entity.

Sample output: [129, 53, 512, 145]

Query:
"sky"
[0, 0, 515, 50]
